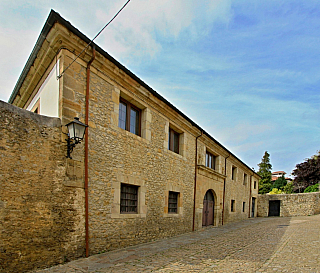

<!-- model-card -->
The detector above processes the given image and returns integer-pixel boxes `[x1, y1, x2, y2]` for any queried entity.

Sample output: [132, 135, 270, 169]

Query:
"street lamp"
[65, 117, 88, 159]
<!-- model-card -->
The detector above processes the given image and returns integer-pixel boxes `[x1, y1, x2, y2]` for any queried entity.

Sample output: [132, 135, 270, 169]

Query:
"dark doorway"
[268, 200, 281, 216]
[251, 197, 256, 217]
[202, 190, 214, 226]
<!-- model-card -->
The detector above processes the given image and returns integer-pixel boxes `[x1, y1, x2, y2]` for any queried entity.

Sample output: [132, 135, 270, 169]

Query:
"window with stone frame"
[120, 184, 139, 214]
[232, 166, 237, 181]
[206, 151, 216, 170]
[231, 199, 235, 212]
[168, 128, 180, 154]
[254, 181, 257, 189]
[243, 173, 248, 185]
[118, 97, 141, 136]
[168, 191, 179, 213]
[243, 202, 246, 212]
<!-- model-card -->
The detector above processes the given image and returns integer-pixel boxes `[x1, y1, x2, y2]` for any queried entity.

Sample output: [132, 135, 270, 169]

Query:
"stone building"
[2, 10, 260, 272]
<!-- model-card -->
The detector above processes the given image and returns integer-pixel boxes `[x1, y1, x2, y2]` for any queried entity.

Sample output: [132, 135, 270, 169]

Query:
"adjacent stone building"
[2, 10, 260, 272]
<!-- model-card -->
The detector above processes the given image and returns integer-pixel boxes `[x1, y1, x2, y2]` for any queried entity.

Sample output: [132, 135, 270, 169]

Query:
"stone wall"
[257, 192, 320, 217]
[223, 159, 259, 223]
[59, 50, 196, 254]
[0, 101, 85, 273]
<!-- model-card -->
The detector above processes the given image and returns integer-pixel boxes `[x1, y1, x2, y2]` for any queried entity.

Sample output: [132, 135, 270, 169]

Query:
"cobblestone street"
[35, 214, 320, 273]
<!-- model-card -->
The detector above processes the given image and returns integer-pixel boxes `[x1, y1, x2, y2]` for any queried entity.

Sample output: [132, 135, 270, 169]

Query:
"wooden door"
[202, 190, 214, 226]
[268, 200, 280, 216]
[251, 197, 256, 217]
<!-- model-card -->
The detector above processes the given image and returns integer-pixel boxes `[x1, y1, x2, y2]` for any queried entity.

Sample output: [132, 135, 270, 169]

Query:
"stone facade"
[4, 10, 260, 272]
[0, 101, 85, 273]
[257, 192, 320, 217]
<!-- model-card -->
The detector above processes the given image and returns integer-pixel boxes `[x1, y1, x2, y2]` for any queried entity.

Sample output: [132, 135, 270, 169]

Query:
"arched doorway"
[202, 190, 215, 226]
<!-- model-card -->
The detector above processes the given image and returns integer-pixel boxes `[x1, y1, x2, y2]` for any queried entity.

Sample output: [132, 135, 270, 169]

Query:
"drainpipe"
[221, 154, 230, 225]
[248, 174, 252, 218]
[192, 131, 203, 231]
[85, 45, 96, 257]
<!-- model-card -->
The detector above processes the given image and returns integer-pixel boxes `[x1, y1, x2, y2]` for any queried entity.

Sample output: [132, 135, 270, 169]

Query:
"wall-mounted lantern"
[65, 117, 88, 159]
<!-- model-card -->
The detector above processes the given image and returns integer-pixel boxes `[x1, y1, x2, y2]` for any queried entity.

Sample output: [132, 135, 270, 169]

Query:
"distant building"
[272, 171, 292, 182]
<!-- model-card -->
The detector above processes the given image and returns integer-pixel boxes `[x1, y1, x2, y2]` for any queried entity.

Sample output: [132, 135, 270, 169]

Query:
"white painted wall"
[27, 62, 59, 117]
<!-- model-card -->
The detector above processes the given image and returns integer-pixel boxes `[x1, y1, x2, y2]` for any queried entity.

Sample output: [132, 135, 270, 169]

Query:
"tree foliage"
[272, 175, 287, 190]
[292, 152, 320, 192]
[283, 182, 294, 194]
[304, 184, 319, 193]
[257, 151, 272, 194]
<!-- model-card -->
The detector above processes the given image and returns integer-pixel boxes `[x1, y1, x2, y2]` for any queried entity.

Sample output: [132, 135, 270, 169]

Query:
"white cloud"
[96, 0, 232, 61]
[0, 26, 39, 101]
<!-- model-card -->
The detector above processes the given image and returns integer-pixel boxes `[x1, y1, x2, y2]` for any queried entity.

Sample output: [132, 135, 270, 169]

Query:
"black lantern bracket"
[65, 117, 88, 159]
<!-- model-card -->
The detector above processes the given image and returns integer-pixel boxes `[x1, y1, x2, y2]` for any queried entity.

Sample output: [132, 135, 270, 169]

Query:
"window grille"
[120, 184, 138, 213]
[168, 191, 179, 213]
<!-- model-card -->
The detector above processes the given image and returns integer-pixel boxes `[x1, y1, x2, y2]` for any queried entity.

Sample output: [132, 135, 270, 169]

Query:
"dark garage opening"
[268, 200, 281, 216]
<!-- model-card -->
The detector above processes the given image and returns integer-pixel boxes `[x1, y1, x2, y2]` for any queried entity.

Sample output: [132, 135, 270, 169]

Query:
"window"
[243, 173, 247, 185]
[254, 181, 257, 189]
[232, 166, 237, 180]
[243, 202, 246, 212]
[168, 128, 180, 154]
[231, 200, 235, 212]
[31, 98, 40, 114]
[168, 191, 179, 213]
[206, 151, 216, 170]
[118, 98, 141, 136]
[120, 184, 138, 213]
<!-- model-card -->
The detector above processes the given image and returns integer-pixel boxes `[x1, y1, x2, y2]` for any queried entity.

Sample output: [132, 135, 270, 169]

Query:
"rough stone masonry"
[0, 101, 85, 273]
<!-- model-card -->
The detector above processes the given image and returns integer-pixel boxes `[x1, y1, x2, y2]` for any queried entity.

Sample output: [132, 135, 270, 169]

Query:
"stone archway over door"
[202, 190, 214, 226]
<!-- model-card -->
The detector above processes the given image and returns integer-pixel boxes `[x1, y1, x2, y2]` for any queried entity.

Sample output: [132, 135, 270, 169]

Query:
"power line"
[58, 0, 131, 78]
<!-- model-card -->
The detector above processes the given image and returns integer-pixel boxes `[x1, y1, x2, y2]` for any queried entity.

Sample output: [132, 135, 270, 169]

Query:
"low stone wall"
[257, 192, 320, 217]
[0, 101, 85, 273]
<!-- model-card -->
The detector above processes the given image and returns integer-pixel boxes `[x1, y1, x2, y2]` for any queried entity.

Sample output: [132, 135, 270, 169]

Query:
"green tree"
[283, 182, 294, 194]
[257, 151, 272, 194]
[272, 174, 287, 190]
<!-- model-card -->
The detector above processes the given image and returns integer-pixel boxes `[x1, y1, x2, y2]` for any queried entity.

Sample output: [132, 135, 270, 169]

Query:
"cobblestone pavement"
[35, 214, 320, 273]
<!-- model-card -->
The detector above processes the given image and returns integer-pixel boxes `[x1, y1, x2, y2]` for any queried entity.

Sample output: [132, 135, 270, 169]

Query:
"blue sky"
[1, 0, 319, 176]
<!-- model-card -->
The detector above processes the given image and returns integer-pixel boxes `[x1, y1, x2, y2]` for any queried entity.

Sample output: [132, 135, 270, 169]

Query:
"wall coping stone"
[1, 100, 61, 128]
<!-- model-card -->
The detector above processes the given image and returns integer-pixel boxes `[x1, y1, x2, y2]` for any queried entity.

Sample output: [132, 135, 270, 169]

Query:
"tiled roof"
[272, 171, 286, 175]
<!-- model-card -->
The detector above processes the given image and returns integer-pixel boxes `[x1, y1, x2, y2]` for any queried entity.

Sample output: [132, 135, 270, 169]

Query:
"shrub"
[304, 184, 319, 193]
[269, 188, 283, 194]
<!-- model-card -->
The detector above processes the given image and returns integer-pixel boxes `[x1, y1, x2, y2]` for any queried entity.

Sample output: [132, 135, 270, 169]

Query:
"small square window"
[231, 200, 235, 212]
[168, 128, 180, 154]
[243, 173, 247, 185]
[118, 98, 141, 136]
[206, 151, 216, 170]
[243, 202, 246, 212]
[168, 191, 179, 213]
[120, 184, 138, 214]
[232, 167, 237, 180]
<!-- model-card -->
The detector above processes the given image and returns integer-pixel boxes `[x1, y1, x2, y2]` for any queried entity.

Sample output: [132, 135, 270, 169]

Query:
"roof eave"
[8, 9, 260, 177]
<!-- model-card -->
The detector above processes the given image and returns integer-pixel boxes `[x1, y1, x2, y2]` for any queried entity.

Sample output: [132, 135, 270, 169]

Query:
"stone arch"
[202, 189, 217, 226]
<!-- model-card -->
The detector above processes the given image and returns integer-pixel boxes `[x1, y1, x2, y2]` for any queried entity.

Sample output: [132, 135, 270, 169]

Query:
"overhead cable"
[57, 0, 131, 78]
